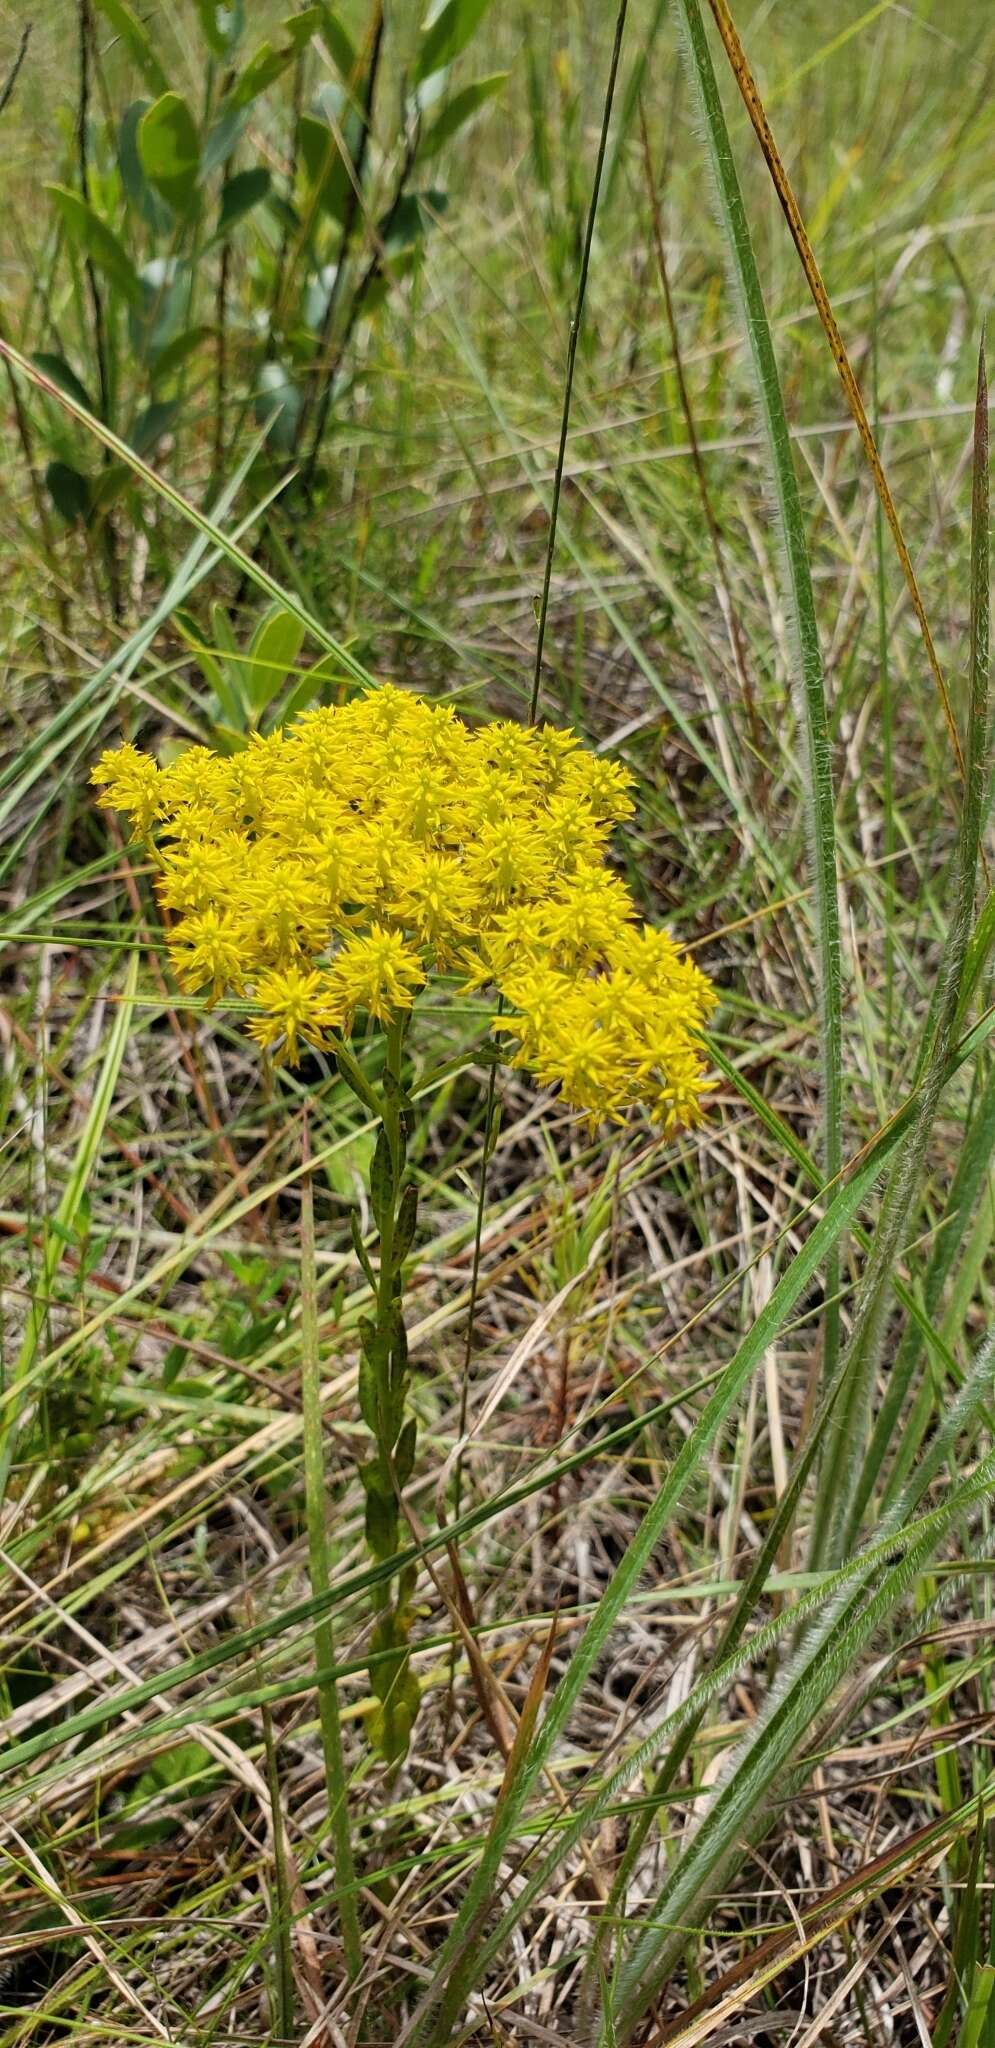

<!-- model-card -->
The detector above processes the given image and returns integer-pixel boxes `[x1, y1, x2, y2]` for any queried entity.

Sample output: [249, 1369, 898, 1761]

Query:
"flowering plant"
[94, 684, 715, 1757]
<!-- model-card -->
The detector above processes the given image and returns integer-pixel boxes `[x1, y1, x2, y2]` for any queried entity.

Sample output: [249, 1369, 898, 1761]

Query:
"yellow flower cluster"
[92, 687, 716, 1127]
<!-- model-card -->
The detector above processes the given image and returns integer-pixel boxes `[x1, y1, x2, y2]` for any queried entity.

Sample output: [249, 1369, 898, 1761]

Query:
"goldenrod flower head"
[328, 924, 426, 1028]
[92, 686, 717, 1121]
[92, 743, 162, 837]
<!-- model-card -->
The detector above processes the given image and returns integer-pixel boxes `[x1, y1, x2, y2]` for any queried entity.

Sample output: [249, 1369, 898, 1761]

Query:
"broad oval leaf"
[118, 101, 174, 232]
[138, 93, 201, 214]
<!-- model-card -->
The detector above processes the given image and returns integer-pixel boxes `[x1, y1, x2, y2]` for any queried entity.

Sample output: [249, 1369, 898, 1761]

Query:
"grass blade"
[0, 949, 138, 1502]
[704, 0, 967, 786]
[676, 0, 843, 1391]
[812, 339, 990, 1569]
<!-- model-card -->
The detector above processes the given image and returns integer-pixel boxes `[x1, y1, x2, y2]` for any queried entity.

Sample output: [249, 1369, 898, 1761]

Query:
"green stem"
[358, 1014, 421, 1762]
[299, 1122, 362, 1979]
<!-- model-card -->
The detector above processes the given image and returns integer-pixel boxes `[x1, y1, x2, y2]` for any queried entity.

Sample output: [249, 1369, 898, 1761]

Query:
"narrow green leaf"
[416, 0, 495, 83]
[408, 1117, 912, 2041]
[0, 334, 376, 687]
[611, 1329, 995, 2038]
[418, 73, 507, 158]
[93, 0, 169, 93]
[225, 14, 317, 116]
[319, 6, 357, 81]
[676, 0, 843, 1397]
[958, 1967, 995, 2048]
[243, 603, 306, 720]
[369, 1127, 393, 1231]
[349, 1210, 376, 1291]
[393, 1184, 419, 1265]
[45, 184, 143, 305]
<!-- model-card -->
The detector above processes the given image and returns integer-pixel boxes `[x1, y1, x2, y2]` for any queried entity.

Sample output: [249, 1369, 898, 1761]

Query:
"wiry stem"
[530, 0, 629, 722]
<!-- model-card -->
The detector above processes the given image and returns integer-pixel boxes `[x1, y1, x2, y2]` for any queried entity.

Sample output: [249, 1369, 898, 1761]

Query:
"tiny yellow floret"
[91, 687, 716, 1126]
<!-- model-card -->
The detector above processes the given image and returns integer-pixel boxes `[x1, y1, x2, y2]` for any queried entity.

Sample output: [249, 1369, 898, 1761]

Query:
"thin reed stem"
[529, 0, 628, 722]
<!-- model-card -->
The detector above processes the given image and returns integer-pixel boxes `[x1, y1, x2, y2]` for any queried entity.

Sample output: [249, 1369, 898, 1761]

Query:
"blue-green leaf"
[254, 360, 301, 454]
[46, 461, 92, 525]
[31, 352, 96, 416]
[194, 0, 245, 55]
[218, 166, 271, 234]
[130, 400, 181, 457]
[380, 188, 448, 254]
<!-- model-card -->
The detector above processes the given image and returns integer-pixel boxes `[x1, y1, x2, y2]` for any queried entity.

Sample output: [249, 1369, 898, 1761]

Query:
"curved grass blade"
[704, 0, 967, 786]
[675, 0, 843, 1391]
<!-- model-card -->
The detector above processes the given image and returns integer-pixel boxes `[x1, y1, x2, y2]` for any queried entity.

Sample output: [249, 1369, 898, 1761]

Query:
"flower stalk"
[343, 1014, 421, 1763]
